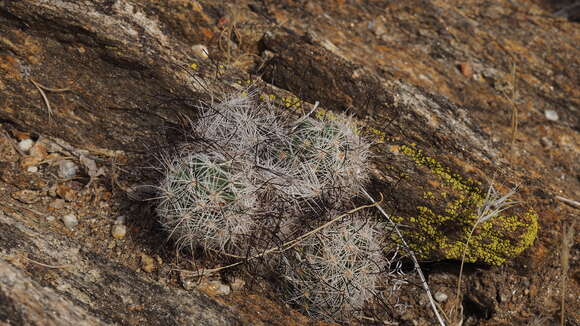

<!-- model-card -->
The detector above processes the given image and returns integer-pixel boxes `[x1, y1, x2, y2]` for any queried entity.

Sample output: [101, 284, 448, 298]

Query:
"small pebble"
[458, 63, 473, 77]
[111, 224, 127, 239]
[46, 215, 56, 222]
[434, 291, 448, 303]
[203, 280, 231, 296]
[26, 166, 38, 173]
[191, 44, 209, 59]
[544, 110, 559, 121]
[62, 214, 78, 229]
[18, 139, 34, 152]
[49, 199, 66, 210]
[29, 142, 48, 161]
[141, 254, 155, 273]
[56, 182, 79, 202]
[58, 160, 79, 179]
[540, 136, 553, 148]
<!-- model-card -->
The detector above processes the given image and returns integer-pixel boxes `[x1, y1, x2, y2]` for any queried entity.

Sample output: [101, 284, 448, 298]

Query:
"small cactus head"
[281, 213, 388, 321]
[156, 152, 257, 253]
[290, 115, 370, 200]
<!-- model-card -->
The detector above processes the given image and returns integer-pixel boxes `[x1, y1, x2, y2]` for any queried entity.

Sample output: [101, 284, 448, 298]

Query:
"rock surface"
[0, 0, 578, 325]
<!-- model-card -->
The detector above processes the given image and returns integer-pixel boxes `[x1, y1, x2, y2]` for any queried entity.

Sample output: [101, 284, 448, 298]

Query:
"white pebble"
[62, 214, 78, 229]
[46, 215, 56, 222]
[544, 110, 559, 121]
[434, 291, 448, 303]
[205, 280, 231, 296]
[27, 166, 38, 173]
[111, 224, 127, 239]
[114, 216, 126, 225]
[58, 160, 79, 179]
[18, 139, 34, 152]
[191, 44, 209, 59]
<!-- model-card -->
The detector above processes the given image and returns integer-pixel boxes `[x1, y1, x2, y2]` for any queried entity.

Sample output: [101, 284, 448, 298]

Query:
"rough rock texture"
[0, 210, 241, 326]
[0, 0, 578, 325]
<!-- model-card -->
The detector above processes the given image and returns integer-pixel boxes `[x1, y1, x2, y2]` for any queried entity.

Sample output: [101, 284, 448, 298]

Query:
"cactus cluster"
[281, 214, 390, 320]
[156, 91, 401, 321]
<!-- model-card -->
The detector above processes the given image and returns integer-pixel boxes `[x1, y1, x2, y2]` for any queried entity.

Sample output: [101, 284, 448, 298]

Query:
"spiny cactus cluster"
[156, 91, 403, 321]
[282, 214, 397, 320]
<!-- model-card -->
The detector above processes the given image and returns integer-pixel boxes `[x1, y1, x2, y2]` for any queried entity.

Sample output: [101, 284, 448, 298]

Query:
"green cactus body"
[157, 153, 256, 253]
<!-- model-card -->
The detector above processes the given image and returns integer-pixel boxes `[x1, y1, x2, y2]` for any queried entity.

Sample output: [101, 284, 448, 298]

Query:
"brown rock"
[0, 210, 244, 325]
[29, 141, 48, 161]
[19, 156, 42, 169]
[49, 199, 66, 210]
[11, 189, 41, 204]
[458, 62, 473, 77]
[0, 134, 19, 162]
[55, 182, 81, 202]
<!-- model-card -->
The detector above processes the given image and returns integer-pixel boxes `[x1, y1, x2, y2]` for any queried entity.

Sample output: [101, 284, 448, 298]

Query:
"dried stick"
[555, 196, 580, 209]
[29, 78, 71, 118]
[177, 198, 383, 276]
[361, 189, 447, 326]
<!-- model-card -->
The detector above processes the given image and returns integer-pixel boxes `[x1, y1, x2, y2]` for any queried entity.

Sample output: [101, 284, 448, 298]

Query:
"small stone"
[49, 199, 66, 210]
[56, 182, 79, 202]
[114, 216, 126, 225]
[26, 166, 38, 173]
[58, 160, 79, 179]
[180, 272, 197, 290]
[201, 280, 231, 296]
[544, 110, 559, 121]
[11, 189, 41, 204]
[62, 214, 78, 229]
[498, 289, 510, 303]
[141, 254, 155, 273]
[18, 139, 34, 152]
[540, 137, 553, 148]
[20, 156, 42, 169]
[48, 184, 58, 197]
[191, 44, 209, 59]
[434, 291, 448, 303]
[458, 63, 473, 77]
[46, 215, 56, 222]
[230, 278, 245, 291]
[29, 142, 48, 161]
[111, 224, 127, 239]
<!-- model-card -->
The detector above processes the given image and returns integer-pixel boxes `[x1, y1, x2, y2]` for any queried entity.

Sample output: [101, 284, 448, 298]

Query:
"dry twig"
[362, 189, 447, 326]
[175, 197, 383, 276]
[29, 78, 71, 118]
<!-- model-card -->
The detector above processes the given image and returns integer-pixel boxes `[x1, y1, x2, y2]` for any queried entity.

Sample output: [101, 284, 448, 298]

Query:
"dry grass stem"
[176, 197, 383, 276]
[29, 78, 71, 119]
[362, 189, 447, 326]
[555, 196, 580, 209]
[452, 184, 518, 323]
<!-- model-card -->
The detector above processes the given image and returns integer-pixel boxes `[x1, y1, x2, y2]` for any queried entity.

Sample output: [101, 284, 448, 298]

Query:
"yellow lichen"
[396, 145, 539, 265]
